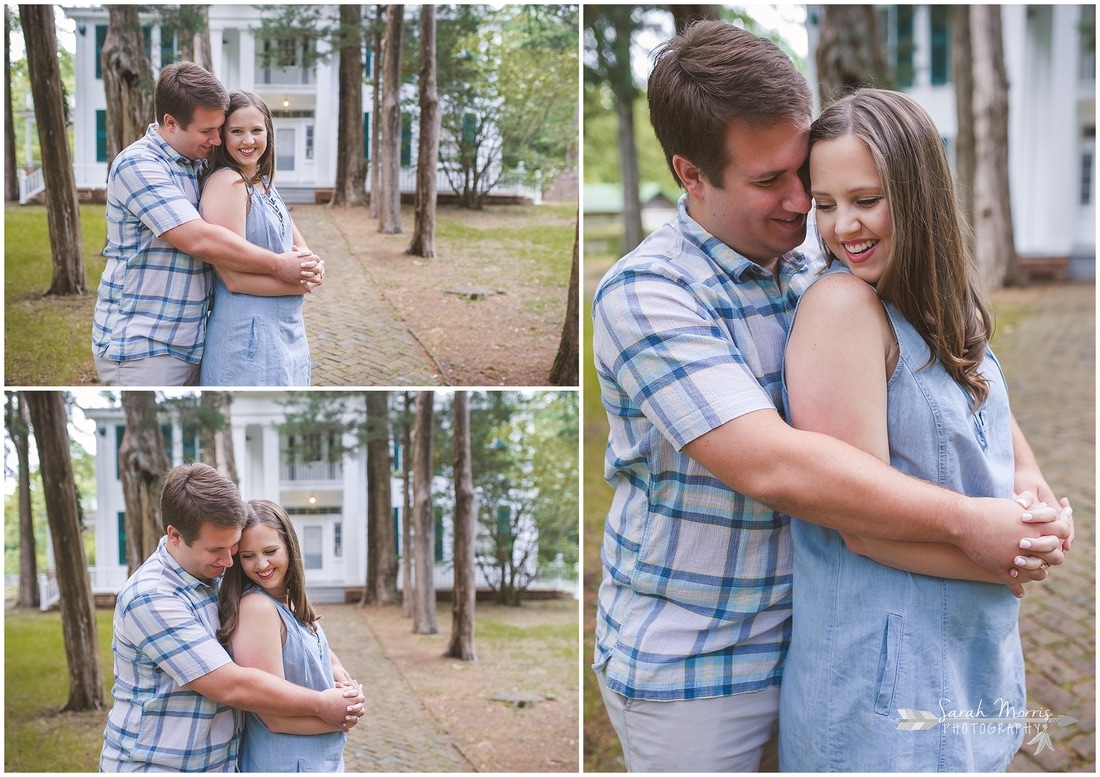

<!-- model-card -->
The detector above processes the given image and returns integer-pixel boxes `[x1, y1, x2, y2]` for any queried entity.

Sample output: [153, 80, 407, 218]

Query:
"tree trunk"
[332, 5, 367, 207]
[364, 391, 399, 605]
[609, 7, 643, 253]
[369, 5, 384, 219]
[669, 5, 722, 32]
[8, 393, 39, 608]
[21, 4, 86, 296]
[401, 391, 414, 618]
[549, 220, 580, 386]
[379, 5, 404, 234]
[970, 5, 1020, 290]
[407, 4, 439, 258]
[101, 6, 154, 172]
[199, 392, 238, 484]
[444, 392, 477, 660]
[411, 391, 437, 634]
[814, 5, 891, 103]
[952, 5, 975, 256]
[119, 392, 169, 575]
[180, 6, 212, 72]
[5, 7, 18, 201]
[24, 391, 105, 712]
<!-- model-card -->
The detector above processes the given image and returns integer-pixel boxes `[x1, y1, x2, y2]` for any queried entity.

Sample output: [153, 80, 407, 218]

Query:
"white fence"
[18, 167, 45, 204]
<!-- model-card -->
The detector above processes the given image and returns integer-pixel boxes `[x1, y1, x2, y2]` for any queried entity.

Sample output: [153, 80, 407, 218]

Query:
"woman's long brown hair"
[217, 499, 319, 647]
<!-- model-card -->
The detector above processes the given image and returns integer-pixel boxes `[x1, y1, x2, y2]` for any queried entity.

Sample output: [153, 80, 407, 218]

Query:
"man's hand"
[273, 249, 325, 287]
[959, 495, 1071, 585]
[317, 684, 365, 729]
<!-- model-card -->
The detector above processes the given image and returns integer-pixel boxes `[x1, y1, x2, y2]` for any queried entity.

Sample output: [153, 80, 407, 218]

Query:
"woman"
[778, 89, 1070, 771]
[218, 500, 352, 772]
[199, 91, 316, 386]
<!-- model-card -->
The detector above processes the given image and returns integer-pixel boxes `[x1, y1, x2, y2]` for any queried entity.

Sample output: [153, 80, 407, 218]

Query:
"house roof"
[583, 182, 680, 215]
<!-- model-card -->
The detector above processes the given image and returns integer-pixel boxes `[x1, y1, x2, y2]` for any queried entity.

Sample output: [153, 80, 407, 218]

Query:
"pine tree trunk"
[199, 392, 238, 484]
[401, 391, 414, 617]
[445, 392, 477, 660]
[101, 6, 154, 172]
[21, 4, 86, 295]
[411, 391, 437, 634]
[119, 392, 169, 575]
[407, 4, 439, 257]
[4, 7, 18, 202]
[24, 391, 105, 712]
[9, 394, 39, 608]
[364, 391, 398, 605]
[814, 5, 891, 102]
[333, 4, 366, 207]
[369, 6, 384, 219]
[952, 6, 975, 254]
[379, 5, 404, 234]
[970, 5, 1021, 290]
[549, 221, 580, 385]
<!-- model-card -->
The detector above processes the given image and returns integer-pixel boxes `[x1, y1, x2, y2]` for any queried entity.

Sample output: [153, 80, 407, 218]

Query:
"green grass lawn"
[5, 203, 107, 386]
[4, 607, 115, 772]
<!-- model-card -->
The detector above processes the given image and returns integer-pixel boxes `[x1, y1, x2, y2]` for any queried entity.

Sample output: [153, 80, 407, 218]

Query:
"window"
[929, 6, 951, 85]
[892, 6, 915, 89]
[363, 112, 371, 162]
[401, 114, 412, 167]
[305, 125, 314, 161]
[334, 522, 342, 558]
[434, 505, 444, 562]
[117, 512, 127, 566]
[95, 25, 108, 80]
[393, 507, 401, 555]
[303, 526, 323, 569]
[1080, 145, 1094, 207]
[96, 111, 108, 163]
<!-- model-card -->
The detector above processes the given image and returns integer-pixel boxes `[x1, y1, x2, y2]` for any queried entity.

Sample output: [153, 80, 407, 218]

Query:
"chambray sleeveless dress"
[237, 588, 347, 772]
[200, 176, 311, 386]
[779, 267, 1025, 771]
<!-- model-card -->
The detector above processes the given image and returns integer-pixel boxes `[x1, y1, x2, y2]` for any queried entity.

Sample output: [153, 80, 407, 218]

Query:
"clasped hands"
[293, 244, 325, 292]
[1006, 490, 1073, 592]
[334, 667, 364, 731]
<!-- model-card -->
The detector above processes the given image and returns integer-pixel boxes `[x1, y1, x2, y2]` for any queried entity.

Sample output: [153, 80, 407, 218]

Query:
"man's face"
[160, 106, 225, 161]
[677, 120, 811, 264]
[165, 522, 241, 583]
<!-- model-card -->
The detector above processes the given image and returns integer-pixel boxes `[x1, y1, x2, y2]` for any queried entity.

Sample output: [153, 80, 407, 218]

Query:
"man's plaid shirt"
[592, 197, 822, 701]
[100, 537, 238, 771]
[92, 124, 213, 365]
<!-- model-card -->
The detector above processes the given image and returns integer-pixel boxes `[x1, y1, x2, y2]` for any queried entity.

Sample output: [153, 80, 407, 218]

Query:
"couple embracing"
[592, 20, 1076, 773]
[100, 463, 358, 772]
[92, 62, 317, 387]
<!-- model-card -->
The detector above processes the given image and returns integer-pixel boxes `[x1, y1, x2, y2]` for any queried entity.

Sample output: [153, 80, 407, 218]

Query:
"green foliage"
[3, 204, 107, 385]
[4, 607, 115, 772]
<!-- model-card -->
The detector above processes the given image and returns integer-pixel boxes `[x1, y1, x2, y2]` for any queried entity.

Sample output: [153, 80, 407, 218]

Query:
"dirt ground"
[327, 204, 576, 387]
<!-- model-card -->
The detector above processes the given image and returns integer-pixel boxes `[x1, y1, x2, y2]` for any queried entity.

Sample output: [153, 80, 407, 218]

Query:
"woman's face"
[223, 105, 268, 173]
[810, 133, 894, 286]
[238, 521, 289, 599]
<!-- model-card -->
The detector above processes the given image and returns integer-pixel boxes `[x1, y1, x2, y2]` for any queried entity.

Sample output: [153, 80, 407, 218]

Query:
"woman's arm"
[229, 593, 344, 735]
[199, 170, 313, 297]
[784, 273, 1019, 591]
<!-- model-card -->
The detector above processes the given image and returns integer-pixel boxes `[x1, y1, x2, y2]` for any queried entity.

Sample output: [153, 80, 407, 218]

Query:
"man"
[92, 62, 323, 386]
[100, 463, 364, 772]
[591, 20, 1071, 772]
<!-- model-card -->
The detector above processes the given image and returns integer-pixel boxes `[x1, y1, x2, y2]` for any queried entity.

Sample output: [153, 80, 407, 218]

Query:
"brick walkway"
[315, 603, 473, 772]
[287, 205, 444, 387]
[995, 283, 1095, 771]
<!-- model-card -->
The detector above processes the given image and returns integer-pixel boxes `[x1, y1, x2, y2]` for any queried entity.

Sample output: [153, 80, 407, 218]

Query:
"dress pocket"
[874, 612, 903, 716]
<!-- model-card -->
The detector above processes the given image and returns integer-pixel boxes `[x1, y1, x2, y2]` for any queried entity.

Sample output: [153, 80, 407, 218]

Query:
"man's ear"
[672, 154, 706, 198]
[165, 525, 182, 545]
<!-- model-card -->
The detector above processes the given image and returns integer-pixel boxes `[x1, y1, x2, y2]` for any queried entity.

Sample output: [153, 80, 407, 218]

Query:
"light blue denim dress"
[200, 177, 311, 386]
[237, 587, 347, 772]
[779, 267, 1025, 771]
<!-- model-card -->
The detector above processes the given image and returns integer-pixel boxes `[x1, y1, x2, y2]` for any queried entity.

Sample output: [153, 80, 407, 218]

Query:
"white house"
[73, 392, 566, 607]
[56, 4, 536, 205]
[805, 4, 1096, 280]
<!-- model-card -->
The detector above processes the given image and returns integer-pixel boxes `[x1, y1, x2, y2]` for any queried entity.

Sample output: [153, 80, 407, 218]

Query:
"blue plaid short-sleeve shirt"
[100, 536, 238, 772]
[92, 124, 213, 365]
[592, 196, 823, 701]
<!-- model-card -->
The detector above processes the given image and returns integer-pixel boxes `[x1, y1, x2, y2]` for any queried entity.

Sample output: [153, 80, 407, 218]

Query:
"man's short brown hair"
[648, 20, 812, 188]
[154, 61, 229, 129]
[160, 462, 247, 544]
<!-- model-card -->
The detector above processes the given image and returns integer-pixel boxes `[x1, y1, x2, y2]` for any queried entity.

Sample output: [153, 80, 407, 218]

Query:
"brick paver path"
[995, 283, 1094, 772]
[316, 603, 473, 772]
[288, 205, 444, 387]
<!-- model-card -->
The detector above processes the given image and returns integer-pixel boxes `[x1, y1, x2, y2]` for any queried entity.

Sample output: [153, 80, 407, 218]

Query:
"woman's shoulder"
[801, 265, 881, 312]
[202, 167, 250, 196]
[238, 587, 281, 619]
